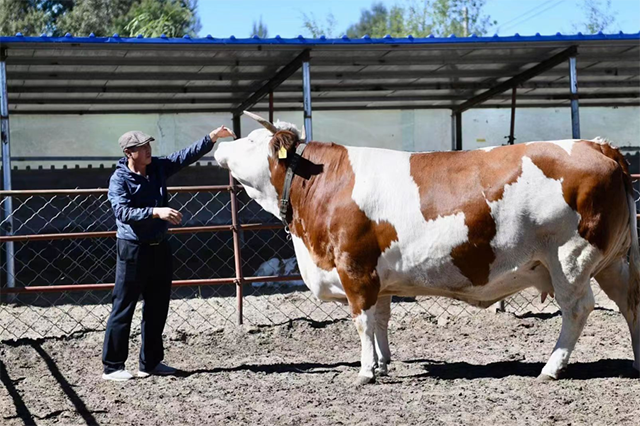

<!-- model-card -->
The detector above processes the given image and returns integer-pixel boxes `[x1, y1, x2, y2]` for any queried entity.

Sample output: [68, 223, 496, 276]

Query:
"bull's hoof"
[537, 373, 556, 381]
[375, 363, 389, 376]
[354, 375, 376, 386]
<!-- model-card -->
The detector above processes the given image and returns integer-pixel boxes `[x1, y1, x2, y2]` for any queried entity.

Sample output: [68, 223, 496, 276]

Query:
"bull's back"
[345, 140, 628, 290]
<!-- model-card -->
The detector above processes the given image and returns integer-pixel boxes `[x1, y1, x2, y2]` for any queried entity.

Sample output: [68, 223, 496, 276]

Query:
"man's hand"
[152, 207, 183, 225]
[210, 126, 236, 141]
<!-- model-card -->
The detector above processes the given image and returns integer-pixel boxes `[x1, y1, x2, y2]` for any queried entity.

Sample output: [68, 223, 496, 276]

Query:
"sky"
[197, 0, 640, 38]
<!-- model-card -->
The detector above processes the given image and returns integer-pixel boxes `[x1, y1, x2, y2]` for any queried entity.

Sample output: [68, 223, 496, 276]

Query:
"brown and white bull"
[214, 112, 640, 385]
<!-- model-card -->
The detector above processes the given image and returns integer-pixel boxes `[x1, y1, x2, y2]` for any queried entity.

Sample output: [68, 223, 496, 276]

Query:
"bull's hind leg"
[337, 268, 380, 386]
[540, 244, 597, 380]
[374, 295, 392, 375]
[595, 259, 640, 372]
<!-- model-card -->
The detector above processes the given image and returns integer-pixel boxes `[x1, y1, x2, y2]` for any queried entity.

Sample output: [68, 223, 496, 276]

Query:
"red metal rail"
[0, 184, 294, 326]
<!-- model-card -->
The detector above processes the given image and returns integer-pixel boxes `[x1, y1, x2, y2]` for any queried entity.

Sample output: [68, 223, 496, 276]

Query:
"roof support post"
[232, 49, 310, 116]
[507, 87, 517, 145]
[451, 111, 462, 151]
[268, 91, 274, 123]
[453, 46, 579, 114]
[569, 56, 581, 139]
[0, 48, 15, 290]
[302, 59, 313, 141]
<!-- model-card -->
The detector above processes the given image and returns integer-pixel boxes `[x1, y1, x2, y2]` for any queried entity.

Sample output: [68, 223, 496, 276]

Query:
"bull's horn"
[243, 110, 278, 134]
[299, 124, 306, 142]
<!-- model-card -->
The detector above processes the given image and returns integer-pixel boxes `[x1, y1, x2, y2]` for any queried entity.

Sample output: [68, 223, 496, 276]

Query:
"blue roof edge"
[1, 31, 639, 45]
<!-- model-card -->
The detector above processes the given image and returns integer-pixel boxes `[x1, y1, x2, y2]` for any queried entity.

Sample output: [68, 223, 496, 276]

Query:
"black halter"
[279, 143, 307, 233]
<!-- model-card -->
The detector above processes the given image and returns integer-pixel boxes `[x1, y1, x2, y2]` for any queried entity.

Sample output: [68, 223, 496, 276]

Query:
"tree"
[573, 0, 617, 34]
[251, 16, 268, 38]
[412, 0, 496, 37]
[0, 0, 49, 36]
[122, 0, 199, 38]
[303, 0, 496, 39]
[345, 2, 407, 38]
[55, 0, 137, 37]
[301, 11, 337, 38]
[0, 0, 200, 37]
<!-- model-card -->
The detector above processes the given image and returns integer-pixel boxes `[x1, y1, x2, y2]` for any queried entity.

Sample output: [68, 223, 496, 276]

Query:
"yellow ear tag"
[278, 146, 288, 159]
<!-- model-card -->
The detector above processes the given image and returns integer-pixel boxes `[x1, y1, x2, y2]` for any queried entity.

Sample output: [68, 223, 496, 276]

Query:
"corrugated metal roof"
[1, 32, 638, 114]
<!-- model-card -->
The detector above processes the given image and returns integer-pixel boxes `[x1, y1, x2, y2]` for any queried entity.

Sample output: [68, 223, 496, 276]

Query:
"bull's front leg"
[374, 295, 392, 375]
[338, 268, 381, 386]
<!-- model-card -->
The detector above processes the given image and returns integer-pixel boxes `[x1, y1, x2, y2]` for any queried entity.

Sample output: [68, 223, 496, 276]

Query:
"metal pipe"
[302, 60, 313, 141]
[508, 87, 517, 145]
[0, 222, 286, 243]
[0, 275, 304, 294]
[569, 56, 581, 139]
[451, 112, 462, 151]
[269, 91, 274, 123]
[229, 172, 244, 325]
[0, 185, 232, 197]
[1, 53, 15, 290]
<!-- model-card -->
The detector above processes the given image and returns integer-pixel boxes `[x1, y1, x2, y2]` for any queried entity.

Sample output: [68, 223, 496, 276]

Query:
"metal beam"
[7, 92, 638, 106]
[7, 53, 639, 67]
[232, 49, 310, 116]
[6, 101, 639, 115]
[8, 80, 639, 94]
[453, 46, 580, 113]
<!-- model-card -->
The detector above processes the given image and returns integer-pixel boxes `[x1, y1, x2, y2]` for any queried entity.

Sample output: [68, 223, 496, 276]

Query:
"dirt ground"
[2, 303, 640, 426]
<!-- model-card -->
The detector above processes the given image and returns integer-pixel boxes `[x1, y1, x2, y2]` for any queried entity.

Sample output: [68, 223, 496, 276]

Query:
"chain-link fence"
[1, 173, 638, 341]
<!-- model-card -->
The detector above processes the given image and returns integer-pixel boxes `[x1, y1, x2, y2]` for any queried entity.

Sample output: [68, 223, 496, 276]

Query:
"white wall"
[5, 106, 639, 170]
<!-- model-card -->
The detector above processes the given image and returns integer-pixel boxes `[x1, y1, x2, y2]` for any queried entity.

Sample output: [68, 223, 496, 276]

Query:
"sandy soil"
[2, 304, 639, 426]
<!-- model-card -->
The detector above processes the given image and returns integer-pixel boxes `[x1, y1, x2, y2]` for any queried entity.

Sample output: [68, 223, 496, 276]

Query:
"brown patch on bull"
[409, 145, 527, 286]
[268, 141, 398, 316]
[269, 130, 299, 159]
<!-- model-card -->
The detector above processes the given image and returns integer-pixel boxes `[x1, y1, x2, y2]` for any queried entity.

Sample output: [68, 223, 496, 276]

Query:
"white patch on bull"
[486, 156, 594, 281]
[214, 128, 281, 217]
[526, 140, 577, 156]
[478, 146, 500, 152]
[346, 146, 470, 290]
[290, 234, 346, 302]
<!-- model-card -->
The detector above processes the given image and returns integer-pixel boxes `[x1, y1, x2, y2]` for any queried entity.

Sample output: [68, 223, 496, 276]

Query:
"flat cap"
[118, 130, 155, 151]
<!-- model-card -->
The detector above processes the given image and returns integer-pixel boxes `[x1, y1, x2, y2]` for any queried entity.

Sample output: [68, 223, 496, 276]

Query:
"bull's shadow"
[177, 358, 636, 381]
[403, 358, 637, 380]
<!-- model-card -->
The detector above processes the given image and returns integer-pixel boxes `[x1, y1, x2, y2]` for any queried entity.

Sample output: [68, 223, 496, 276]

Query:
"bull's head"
[214, 111, 305, 218]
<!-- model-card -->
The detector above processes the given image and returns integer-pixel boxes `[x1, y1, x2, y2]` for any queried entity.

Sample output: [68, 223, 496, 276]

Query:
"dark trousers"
[102, 238, 173, 374]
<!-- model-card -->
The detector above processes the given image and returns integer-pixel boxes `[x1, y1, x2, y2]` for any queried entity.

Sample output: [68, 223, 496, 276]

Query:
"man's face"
[126, 142, 152, 166]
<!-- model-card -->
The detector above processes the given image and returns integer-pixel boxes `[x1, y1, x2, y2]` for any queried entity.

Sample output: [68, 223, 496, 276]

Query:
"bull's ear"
[269, 130, 299, 160]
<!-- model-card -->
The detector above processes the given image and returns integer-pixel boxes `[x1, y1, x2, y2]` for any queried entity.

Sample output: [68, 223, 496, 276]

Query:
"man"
[102, 125, 235, 381]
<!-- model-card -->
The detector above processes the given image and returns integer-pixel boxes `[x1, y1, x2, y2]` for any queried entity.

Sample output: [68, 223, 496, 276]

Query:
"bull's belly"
[292, 233, 554, 306]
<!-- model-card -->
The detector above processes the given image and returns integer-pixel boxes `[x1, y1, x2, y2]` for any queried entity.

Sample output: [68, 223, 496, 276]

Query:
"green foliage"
[0, 0, 62, 36]
[302, 11, 337, 38]
[123, 0, 199, 38]
[0, 0, 199, 37]
[574, 0, 617, 34]
[303, 0, 496, 39]
[251, 17, 268, 38]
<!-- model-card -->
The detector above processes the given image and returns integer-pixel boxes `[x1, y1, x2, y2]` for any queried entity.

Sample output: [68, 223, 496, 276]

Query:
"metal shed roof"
[0, 32, 639, 114]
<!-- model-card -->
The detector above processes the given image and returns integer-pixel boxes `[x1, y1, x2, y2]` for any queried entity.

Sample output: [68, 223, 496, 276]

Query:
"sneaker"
[102, 369, 133, 381]
[137, 362, 177, 378]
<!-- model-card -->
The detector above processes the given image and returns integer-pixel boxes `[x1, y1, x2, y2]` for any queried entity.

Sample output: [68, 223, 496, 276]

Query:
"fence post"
[0, 49, 15, 294]
[229, 172, 244, 325]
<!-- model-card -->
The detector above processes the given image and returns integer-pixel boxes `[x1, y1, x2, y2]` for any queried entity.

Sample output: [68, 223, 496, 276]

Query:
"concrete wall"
[4, 106, 639, 170]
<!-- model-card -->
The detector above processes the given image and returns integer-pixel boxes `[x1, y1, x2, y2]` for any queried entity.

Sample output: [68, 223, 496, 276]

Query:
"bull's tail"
[593, 138, 640, 315]
[626, 190, 640, 317]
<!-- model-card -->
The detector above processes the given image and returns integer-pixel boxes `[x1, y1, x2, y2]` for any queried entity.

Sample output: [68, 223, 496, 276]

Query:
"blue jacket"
[108, 135, 214, 242]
